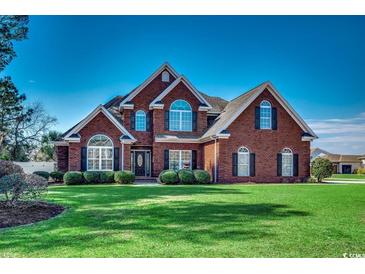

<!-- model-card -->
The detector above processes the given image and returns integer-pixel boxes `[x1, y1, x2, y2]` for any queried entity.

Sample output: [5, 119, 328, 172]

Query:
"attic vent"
[162, 71, 170, 82]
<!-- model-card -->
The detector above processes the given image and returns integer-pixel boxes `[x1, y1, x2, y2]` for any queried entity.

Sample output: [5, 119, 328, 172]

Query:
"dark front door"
[342, 165, 352, 174]
[134, 151, 146, 176]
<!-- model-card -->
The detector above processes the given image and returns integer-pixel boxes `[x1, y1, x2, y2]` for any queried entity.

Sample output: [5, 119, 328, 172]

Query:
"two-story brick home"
[55, 63, 317, 183]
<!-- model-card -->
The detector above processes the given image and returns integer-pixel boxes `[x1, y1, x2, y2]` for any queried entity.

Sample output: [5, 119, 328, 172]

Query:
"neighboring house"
[55, 63, 317, 183]
[311, 148, 364, 174]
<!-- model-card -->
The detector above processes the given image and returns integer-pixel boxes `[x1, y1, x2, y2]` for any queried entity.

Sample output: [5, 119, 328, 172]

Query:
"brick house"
[55, 63, 317, 183]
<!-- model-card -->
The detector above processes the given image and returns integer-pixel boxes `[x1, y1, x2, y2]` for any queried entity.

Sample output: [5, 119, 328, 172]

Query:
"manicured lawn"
[330, 174, 365, 180]
[0, 184, 364, 257]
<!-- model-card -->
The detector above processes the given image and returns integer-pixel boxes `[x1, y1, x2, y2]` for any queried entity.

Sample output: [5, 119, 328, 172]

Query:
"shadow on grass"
[0, 185, 310, 257]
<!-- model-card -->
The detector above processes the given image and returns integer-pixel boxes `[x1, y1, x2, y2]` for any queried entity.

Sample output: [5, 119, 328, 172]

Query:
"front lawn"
[0, 184, 364, 257]
[330, 174, 365, 179]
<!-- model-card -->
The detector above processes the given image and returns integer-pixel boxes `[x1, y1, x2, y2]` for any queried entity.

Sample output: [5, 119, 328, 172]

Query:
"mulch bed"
[0, 201, 64, 229]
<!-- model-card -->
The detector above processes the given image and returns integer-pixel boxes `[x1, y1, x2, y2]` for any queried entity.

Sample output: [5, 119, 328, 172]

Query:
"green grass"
[0, 184, 364, 258]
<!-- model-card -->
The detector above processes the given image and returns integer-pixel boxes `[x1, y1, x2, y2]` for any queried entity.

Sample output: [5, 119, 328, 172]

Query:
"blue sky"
[1, 16, 365, 154]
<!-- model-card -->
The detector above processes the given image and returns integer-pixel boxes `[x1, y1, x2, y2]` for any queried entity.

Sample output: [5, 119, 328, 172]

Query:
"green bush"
[114, 171, 135, 184]
[193, 169, 211, 184]
[83, 171, 101, 184]
[100, 171, 115, 183]
[160, 170, 179, 185]
[50, 171, 64, 182]
[33, 171, 50, 180]
[178, 169, 195, 184]
[64, 171, 84, 185]
[311, 157, 333, 182]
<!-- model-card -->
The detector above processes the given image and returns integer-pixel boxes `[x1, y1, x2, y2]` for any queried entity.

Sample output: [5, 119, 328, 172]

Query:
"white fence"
[13, 161, 56, 174]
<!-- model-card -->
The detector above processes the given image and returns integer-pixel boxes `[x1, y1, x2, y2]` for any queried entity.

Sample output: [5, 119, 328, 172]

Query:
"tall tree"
[0, 15, 29, 71]
[36, 130, 63, 161]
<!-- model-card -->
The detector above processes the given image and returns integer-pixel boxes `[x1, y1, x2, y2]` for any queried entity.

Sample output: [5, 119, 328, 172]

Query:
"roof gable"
[202, 81, 317, 139]
[119, 62, 179, 108]
[64, 105, 136, 142]
[149, 76, 212, 110]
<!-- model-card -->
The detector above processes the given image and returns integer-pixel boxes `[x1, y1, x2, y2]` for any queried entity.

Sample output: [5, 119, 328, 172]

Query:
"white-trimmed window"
[162, 71, 170, 82]
[135, 110, 146, 131]
[281, 148, 293, 176]
[238, 146, 250, 176]
[260, 100, 272, 129]
[169, 100, 192, 131]
[169, 150, 192, 170]
[87, 134, 113, 171]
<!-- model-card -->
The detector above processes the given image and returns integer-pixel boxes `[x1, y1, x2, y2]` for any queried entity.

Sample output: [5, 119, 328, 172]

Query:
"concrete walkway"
[323, 179, 365, 184]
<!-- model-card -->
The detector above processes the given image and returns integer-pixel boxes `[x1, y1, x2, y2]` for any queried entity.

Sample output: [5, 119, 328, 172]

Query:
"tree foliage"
[36, 130, 63, 161]
[0, 15, 29, 71]
[311, 157, 333, 182]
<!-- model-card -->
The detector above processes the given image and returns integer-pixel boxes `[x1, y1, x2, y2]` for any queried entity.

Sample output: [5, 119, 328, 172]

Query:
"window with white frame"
[162, 71, 170, 82]
[169, 100, 192, 131]
[238, 146, 250, 176]
[281, 148, 293, 176]
[87, 135, 113, 171]
[135, 110, 146, 131]
[260, 100, 272, 129]
[169, 150, 192, 170]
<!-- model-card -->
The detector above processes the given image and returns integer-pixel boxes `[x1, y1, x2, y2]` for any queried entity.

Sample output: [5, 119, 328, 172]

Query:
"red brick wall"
[202, 140, 219, 182]
[55, 146, 68, 172]
[152, 142, 202, 177]
[68, 112, 125, 171]
[216, 89, 310, 183]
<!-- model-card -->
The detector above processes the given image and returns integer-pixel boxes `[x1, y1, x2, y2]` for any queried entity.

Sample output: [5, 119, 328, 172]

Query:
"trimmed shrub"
[178, 169, 195, 184]
[100, 171, 115, 184]
[0, 160, 23, 178]
[64, 171, 84, 185]
[50, 171, 64, 183]
[160, 170, 179, 185]
[33, 171, 50, 180]
[83, 171, 101, 184]
[114, 171, 135, 184]
[311, 157, 333, 182]
[193, 169, 211, 184]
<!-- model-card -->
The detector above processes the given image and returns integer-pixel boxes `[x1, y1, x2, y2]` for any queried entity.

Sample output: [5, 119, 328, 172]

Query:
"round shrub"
[114, 171, 135, 184]
[178, 169, 195, 184]
[64, 171, 84, 185]
[158, 169, 169, 184]
[0, 160, 23, 178]
[33, 171, 50, 180]
[100, 171, 115, 184]
[193, 169, 211, 184]
[160, 170, 179, 185]
[83, 171, 101, 184]
[50, 171, 65, 183]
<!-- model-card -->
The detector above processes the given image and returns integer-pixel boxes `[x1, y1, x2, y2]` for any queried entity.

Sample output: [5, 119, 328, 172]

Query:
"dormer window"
[162, 71, 170, 82]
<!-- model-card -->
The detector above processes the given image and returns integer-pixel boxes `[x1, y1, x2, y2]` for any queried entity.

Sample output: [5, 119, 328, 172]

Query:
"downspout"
[214, 137, 217, 183]
[121, 142, 124, 171]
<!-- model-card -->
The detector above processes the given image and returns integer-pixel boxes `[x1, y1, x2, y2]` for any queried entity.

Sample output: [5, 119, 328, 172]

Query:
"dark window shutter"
[277, 153, 282, 176]
[250, 153, 256, 177]
[146, 111, 151, 131]
[192, 150, 197, 169]
[272, 107, 277, 130]
[130, 111, 135, 130]
[255, 107, 260, 129]
[164, 111, 169, 130]
[114, 147, 120, 171]
[293, 154, 299, 176]
[81, 147, 87, 171]
[232, 153, 238, 176]
[164, 150, 169, 170]
[192, 111, 198, 131]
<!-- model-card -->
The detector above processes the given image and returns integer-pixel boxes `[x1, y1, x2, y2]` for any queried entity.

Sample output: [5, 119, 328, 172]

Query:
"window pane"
[89, 135, 112, 146]
[181, 150, 192, 169]
[169, 151, 180, 170]
[181, 111, 192, 131]
[135, 111, 146, 131]
[260, 102, 272, 129]
[238, 152, 249, 176]
[171, 100, 191, 111]
[169, 111, 180, 131]
[282, 154, 293, 176]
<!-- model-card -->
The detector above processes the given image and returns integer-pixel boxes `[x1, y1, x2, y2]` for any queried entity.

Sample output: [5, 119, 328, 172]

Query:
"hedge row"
[32, 171, 65, 182]
[159, 169, 211, 185]
[63, 170, 135, 185]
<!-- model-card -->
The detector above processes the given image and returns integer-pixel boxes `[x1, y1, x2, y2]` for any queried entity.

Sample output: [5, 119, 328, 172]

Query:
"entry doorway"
[131, 150, 151, 177]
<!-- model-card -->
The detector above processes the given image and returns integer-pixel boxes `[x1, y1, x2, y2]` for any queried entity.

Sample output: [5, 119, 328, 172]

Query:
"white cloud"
[307, 112, 365, 154]
[28, 80, 36, 84]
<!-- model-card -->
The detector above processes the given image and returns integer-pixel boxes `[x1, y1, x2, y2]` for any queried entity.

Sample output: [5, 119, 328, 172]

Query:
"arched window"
[260, 100, 272, 129]
[169, 100, 192, 131]
[135, 110, 146, 131]
[238, 146, 250, 176]
[87, 134, 113, 171]
[281, 148, 293, 176]
[162, 71, 170, 82]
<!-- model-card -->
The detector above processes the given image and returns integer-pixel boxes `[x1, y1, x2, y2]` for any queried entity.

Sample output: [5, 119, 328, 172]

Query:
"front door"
[342, 165, 352, 174]
[134, 151, 146, 176]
